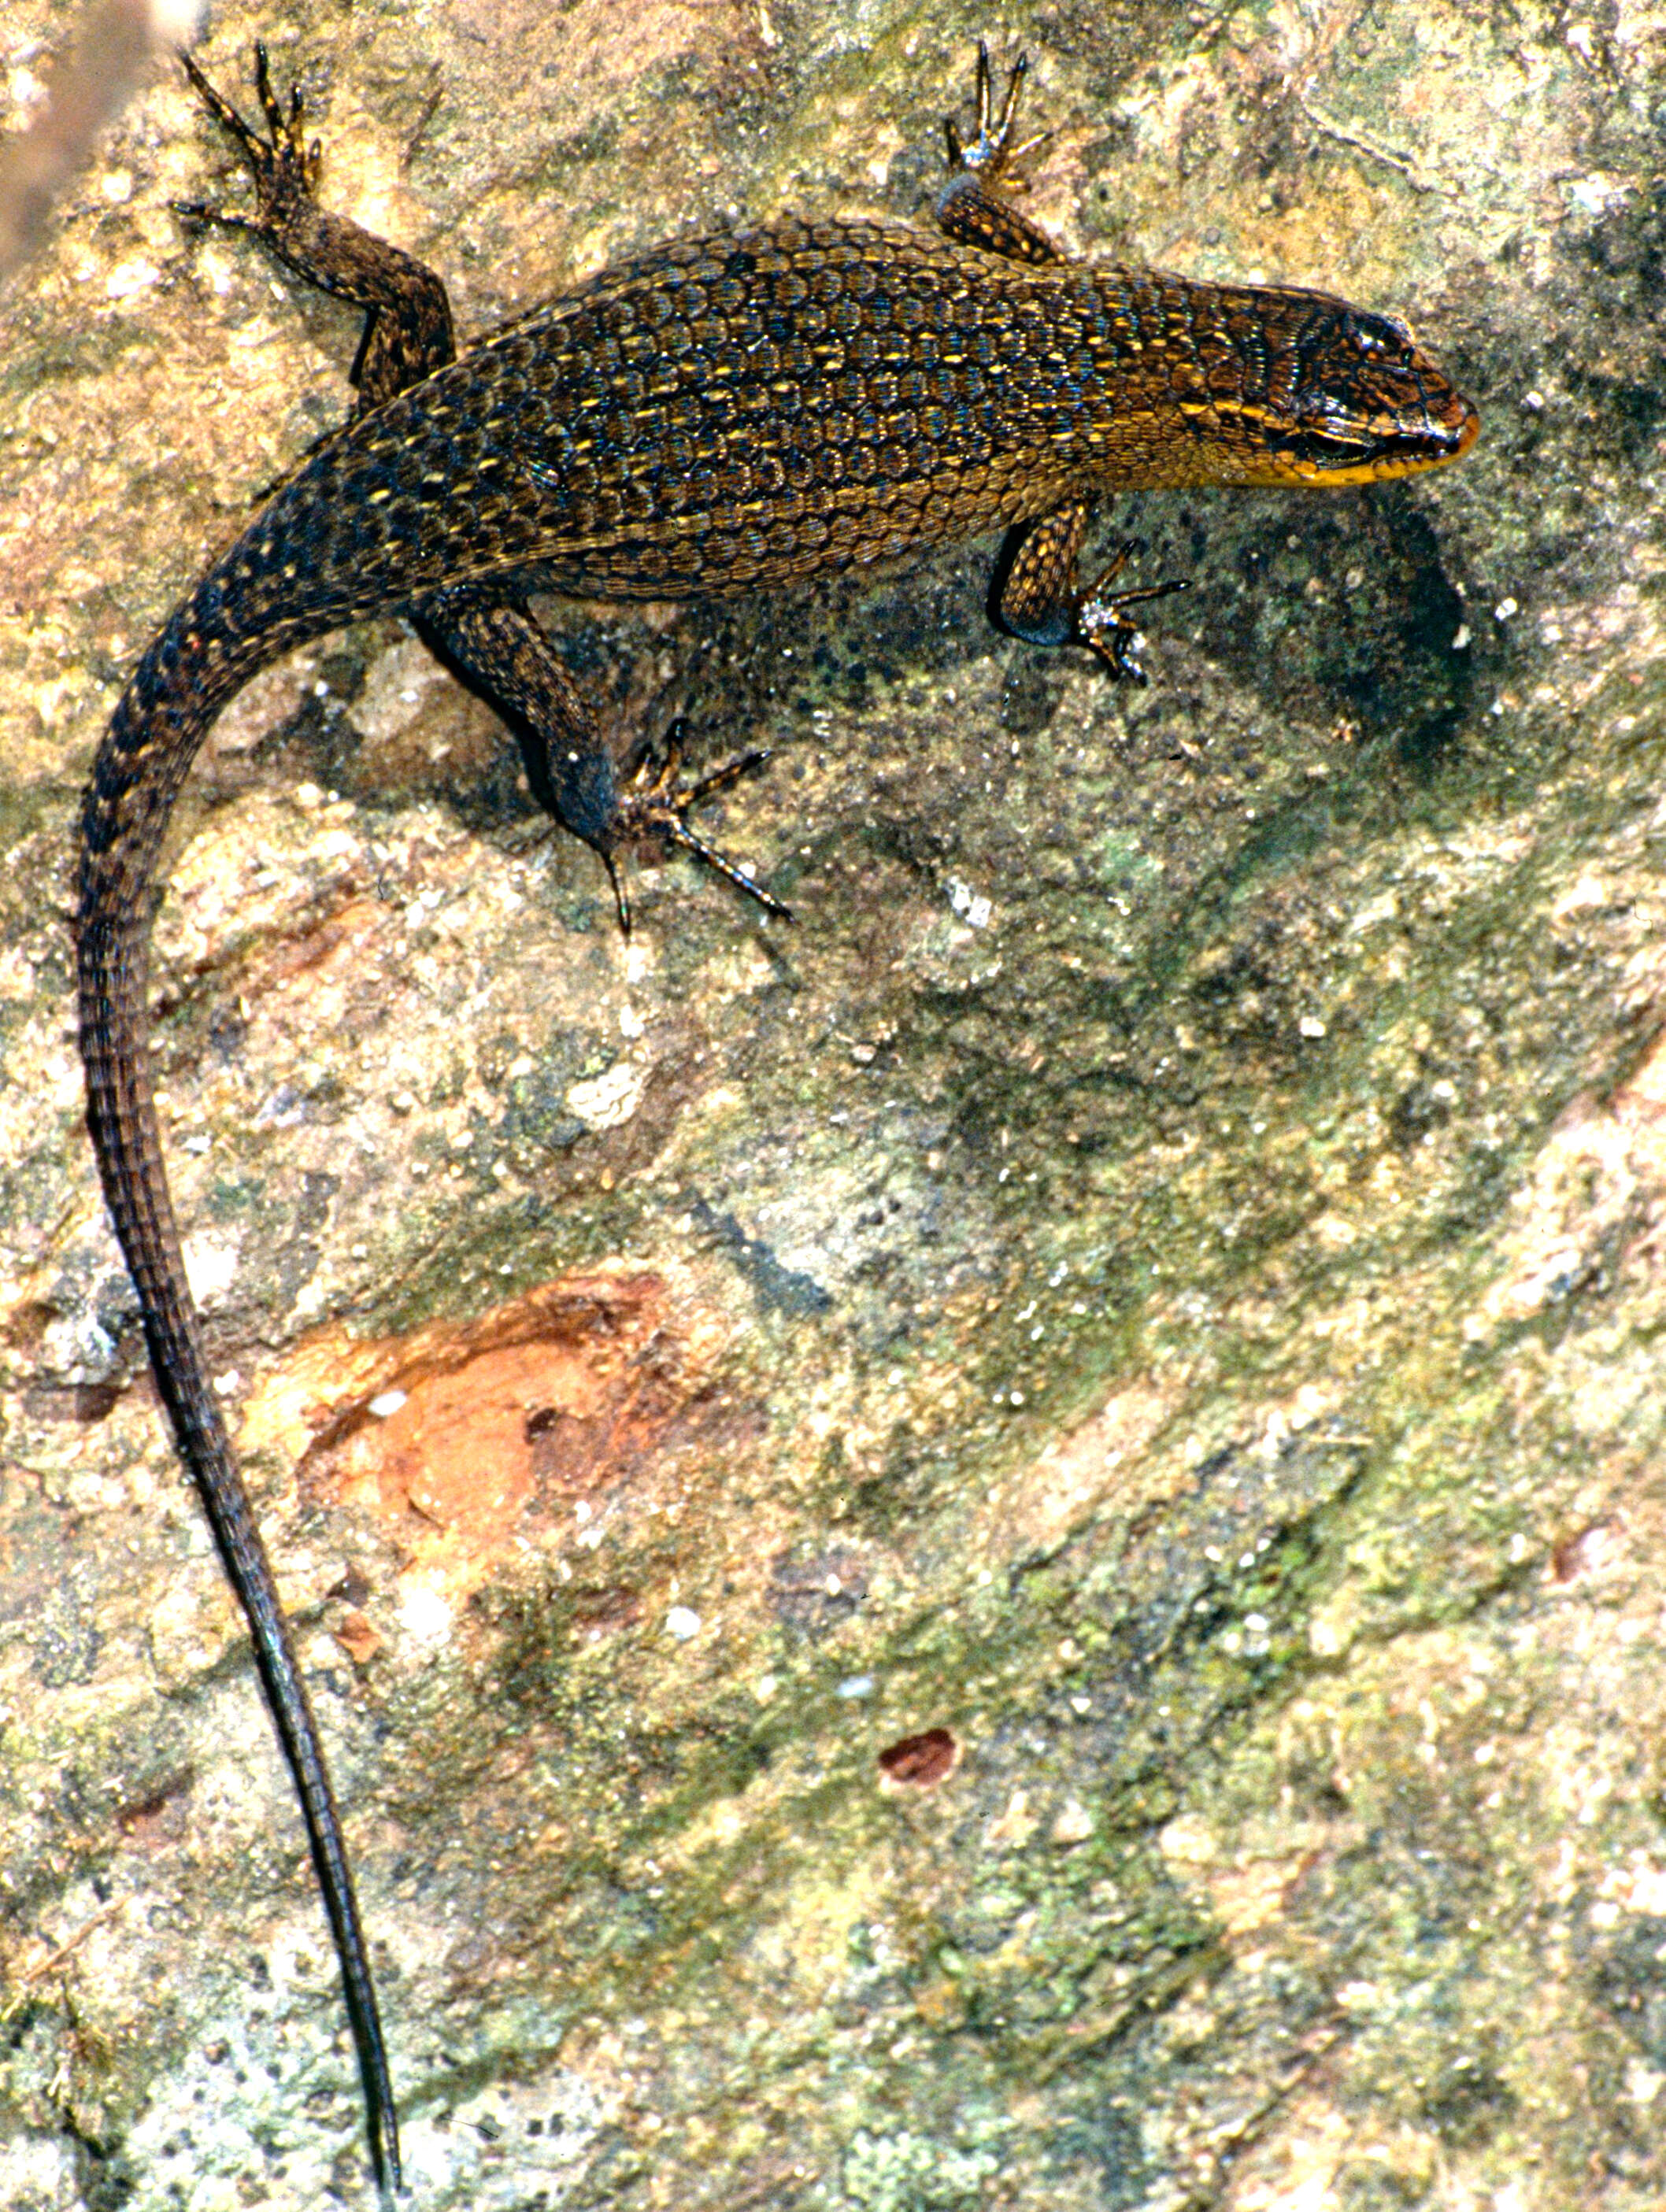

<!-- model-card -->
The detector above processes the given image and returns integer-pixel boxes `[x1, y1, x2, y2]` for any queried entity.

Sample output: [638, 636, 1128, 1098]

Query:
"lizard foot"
[944, 40, 1050, 188]
[604, 723, 790, 934]
[1076, 545, 1189, 683]
[175, 44, 322, 246]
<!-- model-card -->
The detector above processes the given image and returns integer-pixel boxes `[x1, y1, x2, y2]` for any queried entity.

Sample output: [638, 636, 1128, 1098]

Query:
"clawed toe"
[176, 43, 320, 232]
[1077, 546, 1189, 682]
[944, 40, 1049, 184]
[605, 724, 789, 934]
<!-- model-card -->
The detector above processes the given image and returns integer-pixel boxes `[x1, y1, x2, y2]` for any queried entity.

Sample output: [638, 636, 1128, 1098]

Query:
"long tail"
[77, 543, 405, 2190]
[79, 325, 558, 2188]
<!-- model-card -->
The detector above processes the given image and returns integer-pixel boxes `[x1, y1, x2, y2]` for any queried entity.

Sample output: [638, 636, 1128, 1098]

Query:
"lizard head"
[1230, 295, 1481, 486]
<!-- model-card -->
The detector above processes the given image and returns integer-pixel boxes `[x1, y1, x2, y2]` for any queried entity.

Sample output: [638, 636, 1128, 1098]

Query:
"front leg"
[936, 43, 1065, 266]
[940, 62, 1189, 682]
[998, 502, 1188, 682]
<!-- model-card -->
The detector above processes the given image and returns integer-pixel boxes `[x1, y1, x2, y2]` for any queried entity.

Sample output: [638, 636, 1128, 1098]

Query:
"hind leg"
[183, 50, 781, 925]
[179, 44, 454, 399]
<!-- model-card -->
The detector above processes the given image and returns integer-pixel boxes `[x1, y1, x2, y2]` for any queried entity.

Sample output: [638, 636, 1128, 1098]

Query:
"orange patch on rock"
[242, 1273, 725, 1604]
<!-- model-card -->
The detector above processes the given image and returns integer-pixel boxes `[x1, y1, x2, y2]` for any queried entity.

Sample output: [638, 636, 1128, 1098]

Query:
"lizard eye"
[1346, 309, 1413, 361]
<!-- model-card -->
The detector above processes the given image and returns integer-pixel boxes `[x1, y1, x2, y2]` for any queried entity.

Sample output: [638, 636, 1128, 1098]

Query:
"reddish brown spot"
[117, 1767, 194, 1844]
[571, 1586, 644, 1644]
[333, 1608, 383, 1664]
[878, 1727, 958, 1787]
[19, 1381, 123, 1423]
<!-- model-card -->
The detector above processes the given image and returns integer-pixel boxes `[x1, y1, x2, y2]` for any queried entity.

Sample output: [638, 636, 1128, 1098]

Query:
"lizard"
[74, 39, 1479, 2195]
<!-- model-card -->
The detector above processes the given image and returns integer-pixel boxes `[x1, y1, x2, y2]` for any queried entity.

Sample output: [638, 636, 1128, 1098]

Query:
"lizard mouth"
[1268, 387, 1482, 483]
[1187, 371, 1481, 487]
[1368, 399, 1482, 471]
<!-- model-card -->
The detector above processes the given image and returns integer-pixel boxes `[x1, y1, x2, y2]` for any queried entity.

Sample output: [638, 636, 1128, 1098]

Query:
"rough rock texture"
[3, 1, 1666, 2206]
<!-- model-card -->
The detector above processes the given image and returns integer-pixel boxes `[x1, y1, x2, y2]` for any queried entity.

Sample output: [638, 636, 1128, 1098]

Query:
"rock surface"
[3, 1, 1666, 2206]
